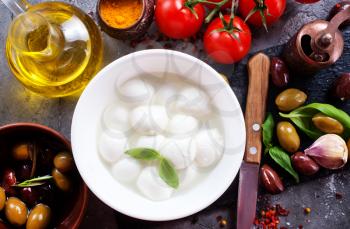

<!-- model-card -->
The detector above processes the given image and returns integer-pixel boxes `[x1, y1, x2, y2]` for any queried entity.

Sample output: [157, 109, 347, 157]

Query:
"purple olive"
[260, 164, 284, 194]
[37, 183, 54, 206]
[16, 161, 32, 181]
[2, 169, 17, 196]
[20, 187, 38, 207]
[20, 184, 54, 207]
[329, 1, 350, 28]
[331, 73, 350, 100]
[291, 152, 320, 176]
[270, 57, 290, 88]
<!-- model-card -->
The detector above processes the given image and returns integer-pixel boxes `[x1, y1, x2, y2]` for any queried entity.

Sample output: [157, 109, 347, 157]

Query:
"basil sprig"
[269, 146, 299, 183]
[262, 113, 275, 154]
[262, 113, 299, 183]
[280, 103, 350, 139]
[126, 148, 179, 189]
[14, 175, 53, 187]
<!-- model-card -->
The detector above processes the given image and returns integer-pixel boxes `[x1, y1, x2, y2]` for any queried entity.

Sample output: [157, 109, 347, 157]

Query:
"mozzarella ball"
[179, 164, 200, 189]
[174, 86, 212, 117]
[160, 138, 196, 170]
[153, 85, 178, 106]
[129, 105, 169, 135]
[167, 114, 199, 136]
[102, 103, 130, 136]
[117, 78, 154, 104]
[137, 167, 173, 201]
[194, 129, 224, 167]
[111, 157, 143, 183]
[131, 135, 165, 150]
[98, 133, 128, 163]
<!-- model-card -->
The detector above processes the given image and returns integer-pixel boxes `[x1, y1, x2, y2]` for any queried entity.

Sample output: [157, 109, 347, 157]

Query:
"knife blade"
[236, 53, 270, 229]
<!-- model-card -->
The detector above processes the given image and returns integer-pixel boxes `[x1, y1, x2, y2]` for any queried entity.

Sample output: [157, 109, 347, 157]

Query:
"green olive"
[277, 121, 300, 153]
[312, 113, 344, 134]
[12, 143, 30, 161]
[275, 88, 307, 112]
[5, 197, 28, 226]
[26, 204, 51, 229]
[0, 187, 5, 211]
[52, 168, 71, 192]
[54, 152, 74, 173]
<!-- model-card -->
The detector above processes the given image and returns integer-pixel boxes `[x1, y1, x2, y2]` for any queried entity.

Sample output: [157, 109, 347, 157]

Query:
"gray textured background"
[0, 0, 347, 228]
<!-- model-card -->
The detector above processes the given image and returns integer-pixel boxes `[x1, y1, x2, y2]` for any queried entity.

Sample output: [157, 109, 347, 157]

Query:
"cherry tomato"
[295, 0, 320, 3]
[155, 0, 205, 39]
[205, 0, 232, 9]
[2, 168, 17, 196]
[238, 0, 286, 28]
[204, 15, 252, 64]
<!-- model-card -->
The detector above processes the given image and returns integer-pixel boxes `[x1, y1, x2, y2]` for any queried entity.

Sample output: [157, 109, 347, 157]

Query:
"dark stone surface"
[111, 32, 350, 229]
[0, 0, 349, 228]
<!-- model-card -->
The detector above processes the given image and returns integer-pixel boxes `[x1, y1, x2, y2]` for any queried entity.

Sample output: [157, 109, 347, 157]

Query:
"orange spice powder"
[100, 0, 143, 29]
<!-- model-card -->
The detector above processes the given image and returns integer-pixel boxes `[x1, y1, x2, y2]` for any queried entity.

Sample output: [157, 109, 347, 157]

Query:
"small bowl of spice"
[97, 0, 155, 40]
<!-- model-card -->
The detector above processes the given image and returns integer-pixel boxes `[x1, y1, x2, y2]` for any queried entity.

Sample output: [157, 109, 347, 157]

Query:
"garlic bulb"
[305, 134, 348, 169]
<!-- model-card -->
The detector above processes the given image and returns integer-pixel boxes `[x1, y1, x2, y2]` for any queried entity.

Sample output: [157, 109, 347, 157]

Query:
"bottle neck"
[1, 0, 30, 16]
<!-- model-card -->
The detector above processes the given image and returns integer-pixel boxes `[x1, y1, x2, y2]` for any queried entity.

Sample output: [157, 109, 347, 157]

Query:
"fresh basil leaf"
[280, 103, 350, 139]
[269, 146, 299, 183]
[125, 148, 160, 160]
[306, 103, 350, 130]
[262, 113, 275, 150]
[158, 157, 179, 189]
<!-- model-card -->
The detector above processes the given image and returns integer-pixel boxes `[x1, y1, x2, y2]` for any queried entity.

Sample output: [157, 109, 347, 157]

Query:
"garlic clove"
[305, 134, 348, 170]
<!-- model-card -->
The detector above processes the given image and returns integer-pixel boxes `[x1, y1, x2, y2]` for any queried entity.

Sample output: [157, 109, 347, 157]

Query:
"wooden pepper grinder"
[283, 7, 350, 76]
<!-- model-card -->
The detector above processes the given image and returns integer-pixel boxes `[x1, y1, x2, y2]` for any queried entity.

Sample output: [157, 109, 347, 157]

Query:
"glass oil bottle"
[2, 0, 103, 97]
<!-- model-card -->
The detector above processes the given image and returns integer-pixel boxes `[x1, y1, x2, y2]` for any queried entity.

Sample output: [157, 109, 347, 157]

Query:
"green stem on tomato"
[245, 0, 270, 31]
[205, 0, 230, 23]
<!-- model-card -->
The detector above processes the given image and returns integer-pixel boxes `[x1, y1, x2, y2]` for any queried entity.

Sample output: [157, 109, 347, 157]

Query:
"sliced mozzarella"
[167, 114, 199, 137]
[131, 135, 165, 150]
[194, 129, 224, 167]
[111, 157, 143, 183]
[136, 167, 173, 201]
[102, 103, 130, 136]
[129, 105, 169, 135]
[174, 86, 212, 117]
[98, 133, 128, 163]
[160, 138, 196, 170]
[117, 78, 154, 104]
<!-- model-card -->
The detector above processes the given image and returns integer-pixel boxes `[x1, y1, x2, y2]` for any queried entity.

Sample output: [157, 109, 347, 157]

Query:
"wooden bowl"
[97, 0, 155, 40]
[0, 123, 88, 229]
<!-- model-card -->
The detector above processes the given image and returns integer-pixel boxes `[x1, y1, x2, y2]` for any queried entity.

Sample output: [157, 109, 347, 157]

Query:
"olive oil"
[6, 2, 103, 97]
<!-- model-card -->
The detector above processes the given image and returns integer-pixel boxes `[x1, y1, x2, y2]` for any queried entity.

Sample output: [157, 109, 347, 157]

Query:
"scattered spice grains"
[216, 215, 228, 228]
[219, 219, 227, 227]
[304, 207, 311, 214]
[254, 204, 288, 228]
[335, 192, 343, 199]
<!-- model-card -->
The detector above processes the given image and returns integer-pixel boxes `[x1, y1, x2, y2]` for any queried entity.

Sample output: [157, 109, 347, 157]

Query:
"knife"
[236, 53, 270, 229]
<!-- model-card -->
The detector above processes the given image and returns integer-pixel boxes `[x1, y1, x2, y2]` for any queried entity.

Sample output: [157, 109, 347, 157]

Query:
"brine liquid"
[6, 2, 103, 97]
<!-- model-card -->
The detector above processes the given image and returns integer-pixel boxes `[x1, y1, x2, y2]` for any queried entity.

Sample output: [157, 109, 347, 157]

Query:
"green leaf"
[158, 157, 179, 189]
[125, 148, 160, 160]
[269, 146, 299, 183]
[14, 175, 53, 187]
[280, 103, 350, 139]
[262, 113, 275, 149]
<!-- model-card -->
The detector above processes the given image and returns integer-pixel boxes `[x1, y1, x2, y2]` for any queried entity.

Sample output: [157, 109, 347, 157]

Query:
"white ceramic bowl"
[71, 50, 246, 221]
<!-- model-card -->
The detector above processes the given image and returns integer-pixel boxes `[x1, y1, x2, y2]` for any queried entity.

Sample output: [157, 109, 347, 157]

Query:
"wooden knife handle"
[244, 53, 270, 164]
